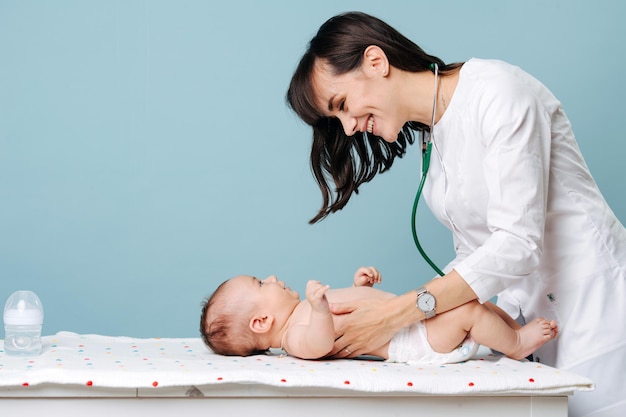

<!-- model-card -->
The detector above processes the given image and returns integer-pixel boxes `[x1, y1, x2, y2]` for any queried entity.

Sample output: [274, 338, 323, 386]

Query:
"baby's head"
[200, 276, 265, 356]
[200, 274, 300, 356]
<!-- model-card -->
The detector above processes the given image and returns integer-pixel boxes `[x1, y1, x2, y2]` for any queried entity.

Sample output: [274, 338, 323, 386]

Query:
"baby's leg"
[423, 301, 482, 353]
[425, 301, 557, 360]
[508, 318, 559, 359]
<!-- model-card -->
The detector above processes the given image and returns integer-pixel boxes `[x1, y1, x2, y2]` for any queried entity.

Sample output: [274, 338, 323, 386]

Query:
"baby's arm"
[282, 280, 335, 359]
[353, 266, 381, 287]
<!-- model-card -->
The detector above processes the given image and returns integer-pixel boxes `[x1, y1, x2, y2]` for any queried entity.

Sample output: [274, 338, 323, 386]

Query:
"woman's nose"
[337, 114, 358, 136]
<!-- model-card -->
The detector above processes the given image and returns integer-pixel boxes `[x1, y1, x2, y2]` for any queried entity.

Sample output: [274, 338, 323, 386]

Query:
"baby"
[200, 267, 558, 364]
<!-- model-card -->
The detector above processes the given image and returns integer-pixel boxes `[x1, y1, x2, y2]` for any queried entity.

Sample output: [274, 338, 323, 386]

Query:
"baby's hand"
[305, 280, 330, 312]
[353, 266, 381, 287]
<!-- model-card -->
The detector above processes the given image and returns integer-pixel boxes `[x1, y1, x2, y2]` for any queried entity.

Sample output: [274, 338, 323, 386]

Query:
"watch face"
[418, 293, 435, 312]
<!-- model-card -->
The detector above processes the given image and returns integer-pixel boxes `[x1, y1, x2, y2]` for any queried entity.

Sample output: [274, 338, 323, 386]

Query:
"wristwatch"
[416, 287, 436, 319]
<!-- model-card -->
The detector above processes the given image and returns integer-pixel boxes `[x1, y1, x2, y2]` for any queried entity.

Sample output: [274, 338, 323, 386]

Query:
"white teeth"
[367, 115, 374, 133]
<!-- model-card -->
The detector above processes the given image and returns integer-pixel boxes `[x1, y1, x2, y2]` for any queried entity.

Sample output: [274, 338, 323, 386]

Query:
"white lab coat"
[424, 58, 626, 417]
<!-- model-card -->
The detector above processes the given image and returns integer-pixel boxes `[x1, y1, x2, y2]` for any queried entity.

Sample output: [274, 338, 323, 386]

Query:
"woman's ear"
[249, 314, 274, 334]
[363, 45, 389, 77]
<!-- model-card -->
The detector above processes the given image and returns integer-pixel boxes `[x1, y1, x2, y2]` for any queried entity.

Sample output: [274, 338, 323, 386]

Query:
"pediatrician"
[286, 11, 626, 417]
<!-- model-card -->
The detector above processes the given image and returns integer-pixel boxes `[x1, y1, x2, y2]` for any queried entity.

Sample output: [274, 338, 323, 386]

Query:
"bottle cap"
[3, 290, 44, 326]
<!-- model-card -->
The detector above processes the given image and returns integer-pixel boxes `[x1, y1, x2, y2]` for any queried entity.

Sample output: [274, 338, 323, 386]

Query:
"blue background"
[1, 0, 624, 338]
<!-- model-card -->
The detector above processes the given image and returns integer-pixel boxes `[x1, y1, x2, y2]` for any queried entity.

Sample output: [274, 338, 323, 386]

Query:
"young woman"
[286, 11, 626, 417]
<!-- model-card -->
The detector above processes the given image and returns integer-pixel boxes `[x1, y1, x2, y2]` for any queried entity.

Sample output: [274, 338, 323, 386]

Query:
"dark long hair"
[287, 11, 457, 224]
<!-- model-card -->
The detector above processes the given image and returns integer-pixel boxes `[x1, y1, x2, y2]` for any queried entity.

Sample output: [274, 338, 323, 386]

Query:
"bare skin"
[329, 272, 559, 360]
[215, 267, 557, 362]
[275, 270, 558, 361]
[419, 300, 558, 361]
[330, 270, 477, 358]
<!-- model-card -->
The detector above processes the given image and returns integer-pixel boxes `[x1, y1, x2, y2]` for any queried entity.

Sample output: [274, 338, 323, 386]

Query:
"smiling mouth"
[366, 115, 374, 134]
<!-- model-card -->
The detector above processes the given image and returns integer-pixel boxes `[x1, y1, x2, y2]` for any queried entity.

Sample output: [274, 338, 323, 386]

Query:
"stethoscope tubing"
[411, 141, 445, 277]
[411, 63, 445, 277]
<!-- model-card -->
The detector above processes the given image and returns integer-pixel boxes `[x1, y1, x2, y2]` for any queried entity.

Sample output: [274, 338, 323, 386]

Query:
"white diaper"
[386, 321, 479, 365]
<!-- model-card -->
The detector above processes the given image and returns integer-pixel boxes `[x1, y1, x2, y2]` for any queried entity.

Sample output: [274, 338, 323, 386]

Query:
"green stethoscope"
[411, 63, 445, 277]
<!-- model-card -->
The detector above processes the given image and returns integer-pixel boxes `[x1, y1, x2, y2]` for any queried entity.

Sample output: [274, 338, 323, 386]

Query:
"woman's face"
[311, 51, 406, 143]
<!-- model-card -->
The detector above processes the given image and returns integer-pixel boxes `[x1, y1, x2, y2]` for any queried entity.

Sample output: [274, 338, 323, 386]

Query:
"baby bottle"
[3, 290, 44, 356]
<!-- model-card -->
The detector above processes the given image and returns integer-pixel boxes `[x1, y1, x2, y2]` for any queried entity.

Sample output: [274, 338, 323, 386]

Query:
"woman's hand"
[329, 270, 477, 358]
[328, 297, 401, 358]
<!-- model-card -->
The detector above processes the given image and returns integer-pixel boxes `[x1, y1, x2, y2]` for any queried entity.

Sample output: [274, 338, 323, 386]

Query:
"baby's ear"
[249, 314, 274, 334]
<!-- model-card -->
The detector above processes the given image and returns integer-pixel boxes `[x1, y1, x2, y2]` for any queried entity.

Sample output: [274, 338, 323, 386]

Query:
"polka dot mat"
[0, 332, 593, 395]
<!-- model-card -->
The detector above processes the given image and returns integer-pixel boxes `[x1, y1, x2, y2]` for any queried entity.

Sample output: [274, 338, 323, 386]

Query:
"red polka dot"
[344, 380, 350, 385]
[86, 381, 93, 386]
[280, 379, 287, 383]
[217, 377, 223, 381]
[152, 381, 159, 387]
[468, 382, 475, 387]
[22, 382, 29, 387]
[407, 382, 413, 387]
[529, 378, 535, 383]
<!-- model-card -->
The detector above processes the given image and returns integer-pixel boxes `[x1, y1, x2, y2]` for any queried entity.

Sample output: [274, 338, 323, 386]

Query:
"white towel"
[0, 331, 593, 395]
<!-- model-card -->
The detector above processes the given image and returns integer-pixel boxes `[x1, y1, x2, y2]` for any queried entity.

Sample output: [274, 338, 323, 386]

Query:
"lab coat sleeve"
[453, 76, 554, 303]
[443, 233, 472, 274]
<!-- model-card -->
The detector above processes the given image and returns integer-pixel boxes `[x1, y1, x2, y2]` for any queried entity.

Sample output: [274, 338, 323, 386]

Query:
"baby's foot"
[511, 318, 558, 360]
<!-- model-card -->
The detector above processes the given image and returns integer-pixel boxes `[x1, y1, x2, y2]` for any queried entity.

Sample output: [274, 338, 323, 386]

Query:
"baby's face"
[230, 275, 300, 312]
